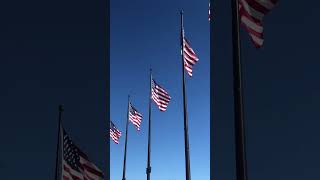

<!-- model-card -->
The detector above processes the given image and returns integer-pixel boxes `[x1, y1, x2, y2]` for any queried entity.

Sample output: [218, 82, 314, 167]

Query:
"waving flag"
[239, 0, 279, 47]
[129, 103, 143, 131]
[61, 128, 104, 180]
[183, 36, 200, 77]
[151, 79, 171, 111]
[110, 121, 122, 144]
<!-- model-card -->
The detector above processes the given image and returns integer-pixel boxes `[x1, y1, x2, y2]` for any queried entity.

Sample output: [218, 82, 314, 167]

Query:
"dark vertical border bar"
[231, 0, 248, 180]
[105, 0, 110, 179]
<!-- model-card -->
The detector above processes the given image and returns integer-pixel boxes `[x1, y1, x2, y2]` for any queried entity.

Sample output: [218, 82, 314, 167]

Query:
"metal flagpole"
[122, 95, 130, 180]
[54, 105, 64, 180]
[180, 10, 191, 180]
[231, 0, 248, 180]
[146, 69, 152, 180]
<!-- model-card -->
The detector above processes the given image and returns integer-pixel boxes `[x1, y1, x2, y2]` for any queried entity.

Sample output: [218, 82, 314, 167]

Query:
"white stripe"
[83, 169, 104, 180]
[129, 117, 141, 125]
[184, 48, 199, 61]
[251, 34, 264, 46]
[241, 16, 263, 33]
[184, 53, 197, 64]
[62, 160, 84, 179]
[256, 0, 275, 10]
[129, 118, 141, 125]
[154, 86, 170, 96]
[110, 132, 119, 140]
[80, 160, 104, 178]
[152, 96, 168, 109]
[154, 89, 170, 99]
[151, 93, 169, 105]
[62, 171, 74, 180]
[129, 112, 142, 120]
[184, 63, 193, 72]
[80, 154, 104, 179]
[183, 39, 196, 54]
[110, 133, 119, 140]
[153, 89, 170, 101]
[240, 0, 264, 20]
[129, 119, 140, 127]
[153, 81, 170, 96]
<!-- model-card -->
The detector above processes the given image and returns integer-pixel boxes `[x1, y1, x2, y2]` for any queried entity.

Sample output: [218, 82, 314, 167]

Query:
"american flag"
[239, 0, 279, 48]
[110, 121, 122, 144]
[151, 79, 171, 111]
[183, 35, 199, 77]
[61, 129, 104, 180]
[129, 103, 143, 131]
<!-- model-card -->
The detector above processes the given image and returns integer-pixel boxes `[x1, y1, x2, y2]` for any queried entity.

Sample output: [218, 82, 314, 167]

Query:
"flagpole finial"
[180, 10, 184, 14]
[59, 104, 64, 112]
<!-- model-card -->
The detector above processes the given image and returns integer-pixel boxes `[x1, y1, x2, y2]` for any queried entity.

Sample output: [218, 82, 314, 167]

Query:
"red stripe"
[239, 0, 278, 48]
[155, 85, 169, 95]
[184, 53, 197, 64]
[153, 87, 170, 100]
[184, 42, 196, 56]
[81, 164, 104, 177]
[244, 0, 270, 14]
[239, 4, 262, 24]
[240, 20, 264, 48]
[152, 90, 170, 103]
[78, 150, 89, 160]
[240, 21, 263, 38]
[184, 47, 198, 60]
[63, 165, 83, 180]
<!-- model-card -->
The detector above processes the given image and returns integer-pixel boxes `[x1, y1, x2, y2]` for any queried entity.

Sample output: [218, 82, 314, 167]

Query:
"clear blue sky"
[110, 0, 210, 180]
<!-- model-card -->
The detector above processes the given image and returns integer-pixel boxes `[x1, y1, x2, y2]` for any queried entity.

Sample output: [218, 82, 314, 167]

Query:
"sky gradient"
[110, 0, 210, 180]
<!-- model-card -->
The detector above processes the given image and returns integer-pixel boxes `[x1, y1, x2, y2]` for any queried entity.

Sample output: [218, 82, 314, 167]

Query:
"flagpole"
[54, 104, 64, 180]
[146, 69, 152, 180]
[180, 10, 191, 180]
[231, 1, 248, 180]
[122, 95, 130, 180]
